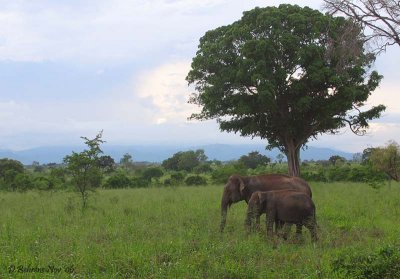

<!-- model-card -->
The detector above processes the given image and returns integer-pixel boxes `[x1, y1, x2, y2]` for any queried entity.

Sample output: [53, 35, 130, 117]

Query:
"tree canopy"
[162, 149, 208, 172]
[187, 4, 385, 176]
[370, 140, 400, 181]
[238, 151, 271, 169]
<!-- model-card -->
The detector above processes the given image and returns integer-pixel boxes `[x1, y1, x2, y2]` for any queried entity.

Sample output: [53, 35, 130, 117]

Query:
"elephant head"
[220, 175, 248, 232]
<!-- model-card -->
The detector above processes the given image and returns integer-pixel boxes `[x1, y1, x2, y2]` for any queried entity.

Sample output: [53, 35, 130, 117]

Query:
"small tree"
[239, 151, 271, 169]
[370, 140, 400, 181]
[142, 167, 164, 183]
[98, 155, 116, 173]
[120, 153, 133, 171]
[63, 131, 105, 209]
[329, 155, 347, 166]
[0, 158, 24, 182]
[162, 149, 208, 172]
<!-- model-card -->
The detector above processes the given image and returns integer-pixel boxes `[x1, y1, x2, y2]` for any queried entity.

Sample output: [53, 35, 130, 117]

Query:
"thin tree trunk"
[286, 142, 301, 177]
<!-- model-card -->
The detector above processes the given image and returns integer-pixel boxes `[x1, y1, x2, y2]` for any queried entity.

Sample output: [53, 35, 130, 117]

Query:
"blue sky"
[0, 0, 399, 152]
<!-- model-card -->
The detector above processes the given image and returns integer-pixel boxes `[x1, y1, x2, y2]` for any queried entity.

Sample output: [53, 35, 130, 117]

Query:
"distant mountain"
[0, 144, 354, 165]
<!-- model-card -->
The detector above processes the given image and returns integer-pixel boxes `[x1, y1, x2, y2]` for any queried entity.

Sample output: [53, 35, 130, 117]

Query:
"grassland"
[0, 182, 399, 278]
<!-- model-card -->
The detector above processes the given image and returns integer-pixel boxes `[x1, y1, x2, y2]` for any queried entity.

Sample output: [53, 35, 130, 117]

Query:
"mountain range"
[0, 144, 354, 165]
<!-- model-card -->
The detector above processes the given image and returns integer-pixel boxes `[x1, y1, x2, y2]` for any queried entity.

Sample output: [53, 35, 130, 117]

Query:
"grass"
[0, 182, 399, 278]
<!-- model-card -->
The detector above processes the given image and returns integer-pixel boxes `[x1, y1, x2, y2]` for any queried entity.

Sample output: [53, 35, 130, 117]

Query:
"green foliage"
[370, 141, 400, 181]
[98, 155, 116, 173]
[193, 163, 213, 174]
[120, 153, 133, 171]
[164, 172, 187, 186]
[141, 167, 164, 182]
[211, 162, 247, 184]
[185, 175, 207, 186]
[130, 176, 150, 188]
[104, 170, 132, 189]
[328, 155, 346, 166]
[12, 173, 34, 191]
[301, 163, 387, 183]
[0, 158, 24, 182]
[63, 131, 105, 209]
[238, 151, 270, 169]
[333, 245, 400, 279]
[187, 4, 385, 176]
[162, 149, 207, 172]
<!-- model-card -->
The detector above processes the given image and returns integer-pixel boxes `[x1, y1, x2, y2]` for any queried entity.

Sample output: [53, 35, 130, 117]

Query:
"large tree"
[186, 4, 385, 176]
[323, 0, 400, 51]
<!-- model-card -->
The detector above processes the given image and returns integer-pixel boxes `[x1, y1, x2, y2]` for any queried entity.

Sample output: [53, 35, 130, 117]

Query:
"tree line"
[1, 133, 398, 196]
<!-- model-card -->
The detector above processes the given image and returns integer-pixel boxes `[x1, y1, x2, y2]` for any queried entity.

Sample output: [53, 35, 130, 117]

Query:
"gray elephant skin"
[220, 174, 312, 232]
[245, 190, 317, 242]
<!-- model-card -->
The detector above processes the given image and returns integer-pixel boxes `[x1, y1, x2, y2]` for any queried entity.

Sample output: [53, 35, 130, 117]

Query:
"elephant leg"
[255, 213, 261, 232]
[295, 224, 302, 240]
[275, 219, 284, 233]
[304, 218, 318, 242]
[245, 207, 253, 233]
[266, 216, 274, 238]
[280, 223, 292, 240]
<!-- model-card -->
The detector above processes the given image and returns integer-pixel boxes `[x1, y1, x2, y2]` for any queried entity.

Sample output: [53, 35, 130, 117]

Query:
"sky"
[0, 0, 399, 153]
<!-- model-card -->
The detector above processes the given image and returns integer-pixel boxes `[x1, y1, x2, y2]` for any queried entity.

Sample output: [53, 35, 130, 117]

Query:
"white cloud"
[2, 0, 318, 63]
[135, 61, 199, 124]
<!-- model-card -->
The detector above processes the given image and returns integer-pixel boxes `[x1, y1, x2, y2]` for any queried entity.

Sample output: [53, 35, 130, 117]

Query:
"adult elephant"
[220, 174, 312, 232]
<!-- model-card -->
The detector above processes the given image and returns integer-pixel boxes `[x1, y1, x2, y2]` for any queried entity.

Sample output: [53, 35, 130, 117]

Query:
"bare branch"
[323, 0, 400, 51]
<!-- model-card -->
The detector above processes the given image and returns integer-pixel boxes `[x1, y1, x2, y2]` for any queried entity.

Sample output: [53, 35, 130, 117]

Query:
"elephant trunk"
[220, 191, 230, 233]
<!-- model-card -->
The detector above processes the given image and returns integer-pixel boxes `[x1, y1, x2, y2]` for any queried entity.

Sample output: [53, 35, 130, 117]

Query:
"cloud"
[135, 61, 199, 124]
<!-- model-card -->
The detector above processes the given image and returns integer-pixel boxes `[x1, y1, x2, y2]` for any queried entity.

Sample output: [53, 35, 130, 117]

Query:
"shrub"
[130, 176, 150, 188]
[185, 175, 207, 186]
[141, 167, 164, 182]
[164, 172, 186, 186]
[104, 171, 132, 189]
[332, 245, 400, 279]
[211, 163, 247, 184]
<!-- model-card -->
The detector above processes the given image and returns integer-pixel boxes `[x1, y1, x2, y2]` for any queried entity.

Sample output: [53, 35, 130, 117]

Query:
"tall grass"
[0, 182, 399, 278]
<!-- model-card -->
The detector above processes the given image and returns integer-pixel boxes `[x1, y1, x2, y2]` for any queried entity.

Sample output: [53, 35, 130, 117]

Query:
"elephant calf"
[245, 190, 317, 242]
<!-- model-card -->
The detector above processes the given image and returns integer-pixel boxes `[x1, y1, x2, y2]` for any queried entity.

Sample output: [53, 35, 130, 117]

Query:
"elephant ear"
[238, 176, 246, 195]
[257, 192, 266, 205]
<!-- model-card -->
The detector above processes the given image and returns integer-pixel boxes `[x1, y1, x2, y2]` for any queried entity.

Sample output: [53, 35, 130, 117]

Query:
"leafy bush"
[141, 167, 164, 182]
[301, 170, 327, 182]
[211, 163, 247, 184]
[193, 163, 213, 174]
[12, 173, 34, 192]
[104, 171, 132, 189]
[130, 176, 150, 188]
[332, 245, 400, 279]
[185, 175, 207, 186]
[164, 172, 186, 186]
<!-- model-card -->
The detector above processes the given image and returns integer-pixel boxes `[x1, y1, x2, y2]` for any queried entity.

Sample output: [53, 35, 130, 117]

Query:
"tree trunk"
[286, 142, 301, 177]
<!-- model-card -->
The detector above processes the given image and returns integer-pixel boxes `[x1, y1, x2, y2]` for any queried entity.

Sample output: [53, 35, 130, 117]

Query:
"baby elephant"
[245, 190, 317, 242]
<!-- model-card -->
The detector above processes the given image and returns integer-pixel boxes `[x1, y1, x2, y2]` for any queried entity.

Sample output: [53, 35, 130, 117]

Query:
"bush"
[211, 163, 247, 184]
[164, 172, 186, 186]
[12, 173, 34, 192]
[104, 171, 132, 189]
[185, 175, 207, 186]
[142, 167, 164, 182]
[130, 176, 150, 188]
[332, 245, 400, 279]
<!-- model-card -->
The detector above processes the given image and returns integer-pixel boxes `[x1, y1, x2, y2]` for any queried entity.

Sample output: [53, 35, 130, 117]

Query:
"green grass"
[1, 182, 399, 278]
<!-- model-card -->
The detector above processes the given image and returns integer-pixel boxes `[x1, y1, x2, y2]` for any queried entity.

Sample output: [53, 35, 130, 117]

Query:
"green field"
[1, 182, 399, 278]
